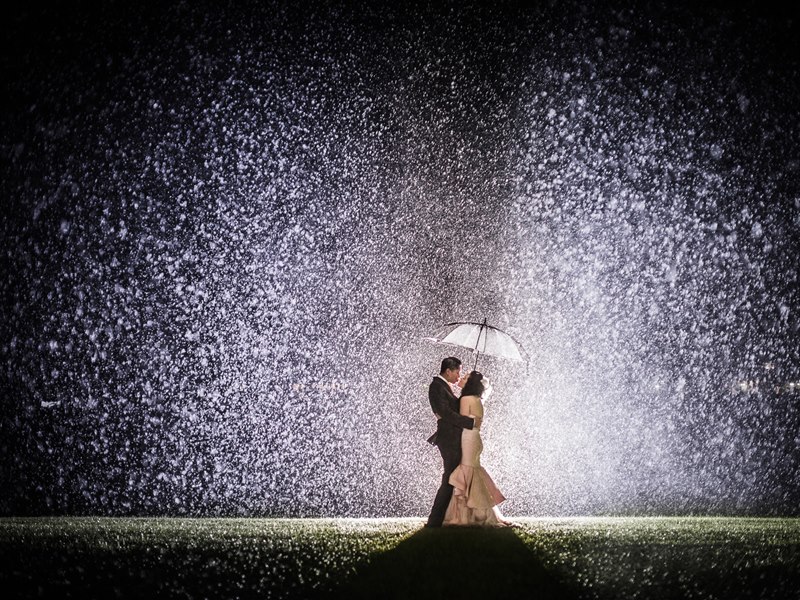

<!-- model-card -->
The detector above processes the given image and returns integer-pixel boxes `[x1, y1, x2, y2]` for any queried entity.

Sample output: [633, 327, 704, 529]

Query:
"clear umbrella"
[424, 318, 528, 371]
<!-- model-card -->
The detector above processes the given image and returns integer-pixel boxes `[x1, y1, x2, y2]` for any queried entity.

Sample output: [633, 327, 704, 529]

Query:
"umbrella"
[424, 318, 528, 370]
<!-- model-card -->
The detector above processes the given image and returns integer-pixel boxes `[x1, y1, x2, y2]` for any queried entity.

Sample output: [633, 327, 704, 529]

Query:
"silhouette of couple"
[425, 357, 513, 528]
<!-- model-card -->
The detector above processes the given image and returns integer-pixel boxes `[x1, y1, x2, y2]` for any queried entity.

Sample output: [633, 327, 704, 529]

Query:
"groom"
[425, 356, 480, 528]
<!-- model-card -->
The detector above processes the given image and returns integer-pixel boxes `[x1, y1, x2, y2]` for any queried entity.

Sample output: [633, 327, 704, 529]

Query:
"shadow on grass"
[327, 526, 580, 600]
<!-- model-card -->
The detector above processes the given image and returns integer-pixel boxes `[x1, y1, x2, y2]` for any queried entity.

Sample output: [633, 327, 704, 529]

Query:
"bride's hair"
[460, 371, 486, 398]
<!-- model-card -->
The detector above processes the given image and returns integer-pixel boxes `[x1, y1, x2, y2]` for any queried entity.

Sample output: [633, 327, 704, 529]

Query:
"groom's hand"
[457, 371, 471, 388]
[473, 416, 482, 429]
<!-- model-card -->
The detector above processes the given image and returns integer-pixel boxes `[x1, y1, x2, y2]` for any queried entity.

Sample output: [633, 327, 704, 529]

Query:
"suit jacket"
[426, 377, 474, 448]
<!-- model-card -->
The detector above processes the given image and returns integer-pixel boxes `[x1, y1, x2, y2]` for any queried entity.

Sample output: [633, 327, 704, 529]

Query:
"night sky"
[2, 1, 799, 517]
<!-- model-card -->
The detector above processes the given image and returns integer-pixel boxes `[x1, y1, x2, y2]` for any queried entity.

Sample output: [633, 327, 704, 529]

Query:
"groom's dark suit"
[426, 376, 475, 527]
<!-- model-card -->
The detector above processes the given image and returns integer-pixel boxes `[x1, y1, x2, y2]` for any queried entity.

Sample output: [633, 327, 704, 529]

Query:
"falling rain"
[1, 2, 798, 518]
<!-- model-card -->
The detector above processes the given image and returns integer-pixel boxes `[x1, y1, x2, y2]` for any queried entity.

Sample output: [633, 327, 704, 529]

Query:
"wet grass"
[1, 516, 798, 599]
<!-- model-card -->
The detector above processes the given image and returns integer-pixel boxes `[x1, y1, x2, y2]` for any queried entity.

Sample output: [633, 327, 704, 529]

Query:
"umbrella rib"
[498, 329, 530, 362]
[442, 320, 502, 330]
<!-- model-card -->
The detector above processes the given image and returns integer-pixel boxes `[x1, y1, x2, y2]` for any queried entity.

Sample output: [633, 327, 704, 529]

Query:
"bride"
[443, 371, 513, 527]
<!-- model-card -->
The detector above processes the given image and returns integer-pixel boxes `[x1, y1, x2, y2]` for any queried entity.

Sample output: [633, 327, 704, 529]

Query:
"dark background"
[2, 0, 799, 516]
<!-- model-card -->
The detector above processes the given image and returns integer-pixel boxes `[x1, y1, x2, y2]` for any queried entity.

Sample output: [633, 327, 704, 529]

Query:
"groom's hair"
[440, 357, 461, 374]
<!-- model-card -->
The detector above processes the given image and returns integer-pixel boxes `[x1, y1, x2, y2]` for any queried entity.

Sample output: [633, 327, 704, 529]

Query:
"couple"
[425, 356, 513, 528]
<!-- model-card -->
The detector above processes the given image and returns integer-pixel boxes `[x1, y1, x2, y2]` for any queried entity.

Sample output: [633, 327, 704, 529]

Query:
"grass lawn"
[1, 516, 798, 599]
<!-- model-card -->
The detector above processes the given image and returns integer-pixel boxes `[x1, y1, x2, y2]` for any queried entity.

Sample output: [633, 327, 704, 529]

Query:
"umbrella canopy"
[424, 318, 528, 370]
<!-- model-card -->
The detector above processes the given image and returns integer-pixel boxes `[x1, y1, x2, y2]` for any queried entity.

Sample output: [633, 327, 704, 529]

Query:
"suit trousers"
[426, 441, 461, 527]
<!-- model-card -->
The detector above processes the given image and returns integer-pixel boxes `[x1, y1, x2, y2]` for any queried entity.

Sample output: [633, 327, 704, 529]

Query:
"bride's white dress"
[443, 401, 506, 526]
